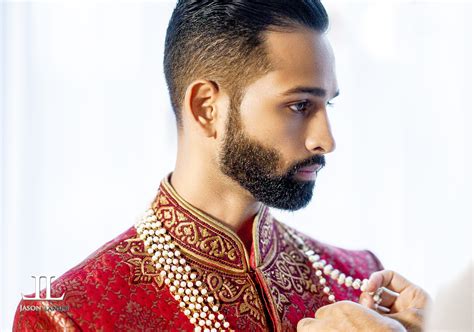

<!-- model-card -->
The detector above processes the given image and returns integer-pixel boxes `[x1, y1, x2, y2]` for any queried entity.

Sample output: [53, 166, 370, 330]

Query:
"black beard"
[218, 100, 325, 211]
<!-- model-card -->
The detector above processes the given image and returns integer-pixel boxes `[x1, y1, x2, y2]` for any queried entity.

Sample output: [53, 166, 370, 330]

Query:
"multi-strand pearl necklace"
[135, 208, 231, 332]
[286, 228, 370, 303]
[136, 206, 376, 331]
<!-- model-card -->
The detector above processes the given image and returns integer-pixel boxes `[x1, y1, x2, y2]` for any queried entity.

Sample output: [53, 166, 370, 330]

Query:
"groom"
[14, 1, 429, 331]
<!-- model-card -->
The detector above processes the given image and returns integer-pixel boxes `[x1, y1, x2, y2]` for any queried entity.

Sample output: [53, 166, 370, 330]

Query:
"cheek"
[241, 98, 301, 141]
[240, 101, 307, 166]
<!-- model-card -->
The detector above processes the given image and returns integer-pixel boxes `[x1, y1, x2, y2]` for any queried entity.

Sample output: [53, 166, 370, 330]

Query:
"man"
[13, 1, 429, 331]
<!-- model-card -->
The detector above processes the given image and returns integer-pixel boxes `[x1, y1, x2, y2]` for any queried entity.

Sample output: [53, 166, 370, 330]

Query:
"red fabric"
[252, 209, 383, 331]
[13, 227, 195, 331]
[13, 180, 383, 331]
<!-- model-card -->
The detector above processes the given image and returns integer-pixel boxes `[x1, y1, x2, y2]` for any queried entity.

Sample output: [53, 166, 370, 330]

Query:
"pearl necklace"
[135, 208, 231, 332]
[136, 206, 372, 331]
[286, 228, 369, 303]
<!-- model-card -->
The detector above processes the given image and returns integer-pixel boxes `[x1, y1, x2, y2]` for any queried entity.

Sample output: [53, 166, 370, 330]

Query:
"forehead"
[260, 28, 337, 94]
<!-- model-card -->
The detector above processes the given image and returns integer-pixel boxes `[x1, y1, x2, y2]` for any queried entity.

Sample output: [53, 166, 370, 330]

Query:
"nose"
[304, 109, 336, 154]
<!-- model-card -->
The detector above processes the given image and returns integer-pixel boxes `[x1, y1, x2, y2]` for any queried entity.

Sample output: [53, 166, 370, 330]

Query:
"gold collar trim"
[157, 175, 267, 274]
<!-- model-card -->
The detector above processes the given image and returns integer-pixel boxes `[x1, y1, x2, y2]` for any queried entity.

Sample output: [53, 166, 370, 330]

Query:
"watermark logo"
[20, 275, 69, 313]
[22, 275, 65, 301]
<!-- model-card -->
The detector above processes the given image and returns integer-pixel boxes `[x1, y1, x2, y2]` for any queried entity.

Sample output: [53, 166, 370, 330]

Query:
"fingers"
[360, 270, 408, 312]
[368, 270, 412, 295]
[315, 300, 358, 318]
[314, 301, 335, 318]
[297, 318, 320, 332]
[314, 301, 355, 322]
[359, 291, 375, 307]
[366, 270, 385, 293]
[361, 270, 430, 315]
[359, 289, 395, 313]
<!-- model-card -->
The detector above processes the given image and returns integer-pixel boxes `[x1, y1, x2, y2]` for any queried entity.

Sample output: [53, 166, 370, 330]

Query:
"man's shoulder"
[55, 226, 138, 285]
[13, 226, 151, 331]
[275, 220, 384, 275]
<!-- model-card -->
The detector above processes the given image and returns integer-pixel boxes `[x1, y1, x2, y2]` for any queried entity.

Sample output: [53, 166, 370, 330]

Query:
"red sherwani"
[14, 176, 383, 331]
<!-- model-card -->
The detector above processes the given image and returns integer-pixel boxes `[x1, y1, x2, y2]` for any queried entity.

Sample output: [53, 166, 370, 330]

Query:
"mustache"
[287, 155, 326, 176]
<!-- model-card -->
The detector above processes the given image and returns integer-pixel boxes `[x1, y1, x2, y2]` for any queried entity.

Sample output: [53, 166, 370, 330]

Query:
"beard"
[218, 98, 325, 211]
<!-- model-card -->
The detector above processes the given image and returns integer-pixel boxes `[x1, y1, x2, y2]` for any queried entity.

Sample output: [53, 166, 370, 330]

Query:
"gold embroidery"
[116, 238, 165, 288]
[139, 177, 269, 329]
[54, 279, 86, 309]
[156, 206, 177, 227]
[270, 251, 312, 294]
[201, 228, 210, 237]
[263, 249, 316, 316]
[161, 177, 257, 272]
[240, 286, 265, 324]
[174, 221, 200, 244]
[199, 235, 238, 261]
[270, 286, 290, 314]
[260, 214, 273, 248]
[158, 195, 169, 206]
[156, 182, 255, 273]
[176, 210, 187, 222]
[256, 219, 329, 325]
[253, 209, 276, 270]
[199, 271, 266, 325]
[116, 238, 148, 256]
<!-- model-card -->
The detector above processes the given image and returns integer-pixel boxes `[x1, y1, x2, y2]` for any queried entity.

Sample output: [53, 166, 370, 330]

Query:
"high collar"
[151, 175, 269, 274]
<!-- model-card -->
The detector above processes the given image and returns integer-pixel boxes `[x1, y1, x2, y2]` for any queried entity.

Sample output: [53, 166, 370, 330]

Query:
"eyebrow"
[281, 86, 340, 99]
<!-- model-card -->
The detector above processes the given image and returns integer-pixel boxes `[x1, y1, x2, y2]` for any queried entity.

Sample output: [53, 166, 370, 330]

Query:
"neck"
[170, 158, 262, 243]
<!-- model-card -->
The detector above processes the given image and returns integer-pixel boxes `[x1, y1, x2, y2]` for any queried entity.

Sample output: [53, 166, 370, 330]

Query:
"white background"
[1, 0, 472, 330]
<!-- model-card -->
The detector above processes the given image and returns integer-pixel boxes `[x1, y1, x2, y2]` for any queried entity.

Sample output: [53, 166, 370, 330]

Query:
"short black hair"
[164, 0, 329, 124]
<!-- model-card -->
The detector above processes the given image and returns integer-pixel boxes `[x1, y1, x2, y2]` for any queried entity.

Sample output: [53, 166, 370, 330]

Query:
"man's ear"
[183, 79, 220, 137]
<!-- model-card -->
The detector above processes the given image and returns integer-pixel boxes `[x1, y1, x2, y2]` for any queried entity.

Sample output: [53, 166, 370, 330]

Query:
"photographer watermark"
[20, 275, 69, 313]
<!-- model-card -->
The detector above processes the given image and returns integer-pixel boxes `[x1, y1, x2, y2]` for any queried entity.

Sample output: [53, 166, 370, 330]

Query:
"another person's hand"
[359, 270, 432, 332]
[297, 300, 406, 332]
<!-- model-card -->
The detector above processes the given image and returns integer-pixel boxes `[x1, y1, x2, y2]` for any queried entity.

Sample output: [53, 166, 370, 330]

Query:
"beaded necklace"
[136, 207, 370, 332]
[136, 208, 230, 332]
[285, 228, 369, 303]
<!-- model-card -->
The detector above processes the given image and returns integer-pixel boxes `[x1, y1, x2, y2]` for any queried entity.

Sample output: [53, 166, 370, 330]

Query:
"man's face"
[218, 28, 338, 211]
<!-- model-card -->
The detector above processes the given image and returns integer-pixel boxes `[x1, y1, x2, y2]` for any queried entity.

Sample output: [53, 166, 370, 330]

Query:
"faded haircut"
[164, 0, 329, 125]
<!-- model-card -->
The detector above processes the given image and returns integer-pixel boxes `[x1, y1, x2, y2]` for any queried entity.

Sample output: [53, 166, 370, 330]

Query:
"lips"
[293, 163, 323, 181]
[297, 164, 323, 173]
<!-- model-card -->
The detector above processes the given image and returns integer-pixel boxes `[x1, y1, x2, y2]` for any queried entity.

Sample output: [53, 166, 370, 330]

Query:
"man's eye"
[289, 101, 310, 114]
[327, 101, 336, 108]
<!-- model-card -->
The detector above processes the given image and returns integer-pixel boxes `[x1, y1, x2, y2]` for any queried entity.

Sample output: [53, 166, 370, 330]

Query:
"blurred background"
[0, 0, 472, 329]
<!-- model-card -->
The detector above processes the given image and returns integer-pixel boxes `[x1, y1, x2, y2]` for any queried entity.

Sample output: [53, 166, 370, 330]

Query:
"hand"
[297, 300, 406, 332]
[359, 270, 432, 332]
